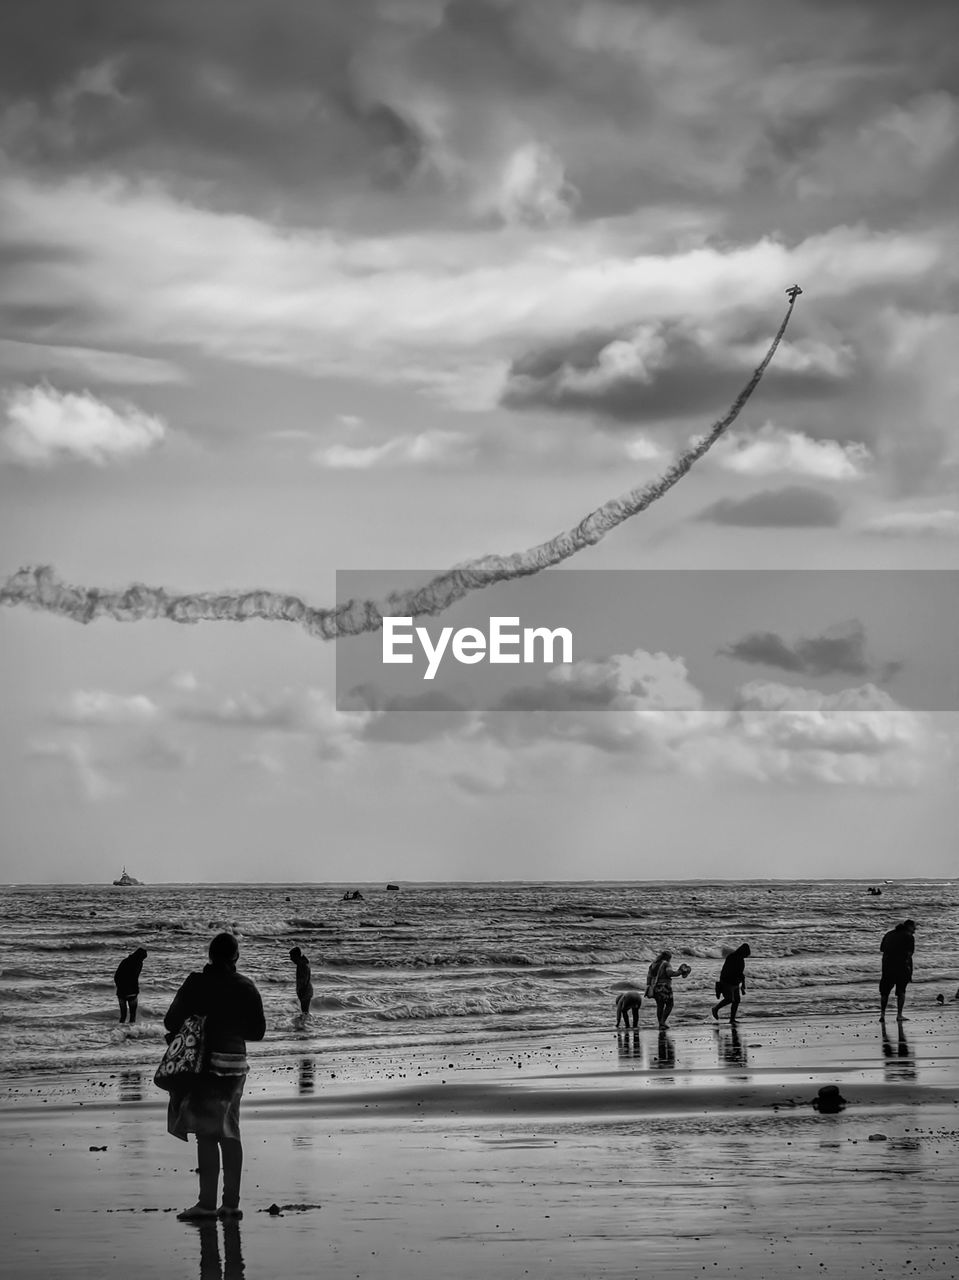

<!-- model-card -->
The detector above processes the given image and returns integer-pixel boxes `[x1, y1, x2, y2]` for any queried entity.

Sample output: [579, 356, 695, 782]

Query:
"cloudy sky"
[1, 0, 956, 883]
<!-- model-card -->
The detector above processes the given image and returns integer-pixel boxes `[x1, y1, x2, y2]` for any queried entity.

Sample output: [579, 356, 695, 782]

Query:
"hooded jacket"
[719, 944, 751, 987]
[164, 961, 266, 1056]
[113, 949, 146, 995]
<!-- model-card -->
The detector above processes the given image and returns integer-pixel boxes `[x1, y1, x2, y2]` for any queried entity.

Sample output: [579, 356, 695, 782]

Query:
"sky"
[0, 0, 957, 883]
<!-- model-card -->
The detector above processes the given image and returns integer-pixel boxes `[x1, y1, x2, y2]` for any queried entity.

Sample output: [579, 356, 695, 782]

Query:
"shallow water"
[1, 879, 956, 1077]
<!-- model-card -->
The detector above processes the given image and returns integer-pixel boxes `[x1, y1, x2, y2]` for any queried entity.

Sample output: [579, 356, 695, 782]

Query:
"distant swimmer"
[879, 918, 916, 1023]
[113, 947, 148, 1024]
[711, 944, 751, 1024]
[289, 947, 314, 1015]
[615, 989, 643, 1028]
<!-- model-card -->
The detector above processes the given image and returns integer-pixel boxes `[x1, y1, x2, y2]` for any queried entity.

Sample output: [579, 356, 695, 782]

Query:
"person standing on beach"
[164, 932, 266, 1221]
[113, 947, 147, 1023]
[879, 919, 916, 1023]
[289, 946, 314, 1015]
[710, 943, 751, 1023]
[645, 951, 691, 1029]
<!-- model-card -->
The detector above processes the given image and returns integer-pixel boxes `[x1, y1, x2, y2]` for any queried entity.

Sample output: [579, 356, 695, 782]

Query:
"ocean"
[1, 879, 956, 1078]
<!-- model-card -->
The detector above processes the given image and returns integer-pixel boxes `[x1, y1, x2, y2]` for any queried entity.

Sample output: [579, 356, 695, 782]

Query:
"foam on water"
[0, 879, 956, 1078]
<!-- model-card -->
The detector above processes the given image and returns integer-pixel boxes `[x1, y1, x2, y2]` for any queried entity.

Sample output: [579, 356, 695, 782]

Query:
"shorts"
[879, 971, 910, 998]
[717, 981, 740, 1002]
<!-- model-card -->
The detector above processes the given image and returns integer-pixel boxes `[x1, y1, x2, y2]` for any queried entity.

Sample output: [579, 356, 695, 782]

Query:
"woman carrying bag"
[645, 950, 691, 1030]
[162, 932, 266, 1221]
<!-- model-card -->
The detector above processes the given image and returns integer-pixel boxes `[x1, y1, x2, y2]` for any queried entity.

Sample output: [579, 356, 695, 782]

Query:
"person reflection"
[617, 1030, 643, 1062]
[118, 1070, 143, 1102]
[718, 1024, 748, 1069]
[298, 1057, 315, 1094]
[881, 1024, 917, 1081]
[193, 1218, 246, 1280]
[653, 1028, 675, 1069]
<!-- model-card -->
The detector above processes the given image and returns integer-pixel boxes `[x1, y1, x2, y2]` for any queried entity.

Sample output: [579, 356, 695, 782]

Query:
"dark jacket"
[880, 927, 915, 976]
[719, 945, 750, 987]
[114, 951, 145, 995]
[164, 961, 266, 1056]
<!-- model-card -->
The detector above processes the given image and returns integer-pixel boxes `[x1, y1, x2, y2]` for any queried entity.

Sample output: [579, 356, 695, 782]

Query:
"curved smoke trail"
[1, 288, 802, 639]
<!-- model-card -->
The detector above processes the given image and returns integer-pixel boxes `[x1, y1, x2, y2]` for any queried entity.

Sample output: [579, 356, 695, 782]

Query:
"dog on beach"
[616, 990, 643, 1028]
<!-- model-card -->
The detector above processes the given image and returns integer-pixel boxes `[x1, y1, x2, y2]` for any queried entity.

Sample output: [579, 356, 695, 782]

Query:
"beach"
[3, 1010, 958, 1279]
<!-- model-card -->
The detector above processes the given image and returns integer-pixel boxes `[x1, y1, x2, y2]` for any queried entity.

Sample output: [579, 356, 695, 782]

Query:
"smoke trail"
[1, 288, 802, 639]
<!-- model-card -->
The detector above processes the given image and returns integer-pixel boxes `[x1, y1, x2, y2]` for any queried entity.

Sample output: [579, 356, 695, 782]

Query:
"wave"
[373, 998, 538, 1021]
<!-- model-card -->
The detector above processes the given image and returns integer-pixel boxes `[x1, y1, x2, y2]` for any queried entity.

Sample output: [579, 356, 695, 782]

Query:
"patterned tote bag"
[154, 1014, 207, 1091]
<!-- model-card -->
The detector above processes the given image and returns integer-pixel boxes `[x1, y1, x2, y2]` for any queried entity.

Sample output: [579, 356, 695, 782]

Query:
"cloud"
[0, 163, 951, 415]
[313, 430, 471, 469]
[0, 340, 186, 386]
[173, 685, 374, 755]
[27, 736, 119, 801]
[0, 384, 167, 465]
[715, 424, 870, 480]
[793, 92, 959, 205]
[500, 314, 854, 425]
[57, 689, 160, 725]
[720, 620, 899, 681]
[478, 651, 937, 787]
[472, 141, 579, 226]
[860, 509, 959, 538]
[137, 734, 195, 769]
[697, 485, 843, 527]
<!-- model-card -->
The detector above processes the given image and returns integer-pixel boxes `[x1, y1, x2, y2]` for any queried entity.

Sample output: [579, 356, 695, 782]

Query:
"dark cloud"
[720, 619, 901, 680]
[2, 0, 958, 232]
[697, 485, 843, 527]
[501, 314, 853, 426]
[343, 684, 472, 744]
[0, 0, 430, 217]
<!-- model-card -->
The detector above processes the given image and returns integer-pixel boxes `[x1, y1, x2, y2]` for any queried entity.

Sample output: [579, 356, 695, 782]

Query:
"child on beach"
[164, 932, 266, 1221]
[113, 947, 148, 1024]
[615, 989, 643, 1028]
[289, 947, 314, 1015]
[645, 952, 691, 1029]
[711, 943, 751, 1023]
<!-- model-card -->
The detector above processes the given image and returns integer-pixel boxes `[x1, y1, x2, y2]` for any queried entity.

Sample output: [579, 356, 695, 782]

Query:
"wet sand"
[2, 1011, 958, 1278]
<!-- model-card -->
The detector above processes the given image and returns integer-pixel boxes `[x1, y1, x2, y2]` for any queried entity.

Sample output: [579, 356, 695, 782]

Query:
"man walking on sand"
[880, 919, 916, 1023]
[711, 943, 750, 1024]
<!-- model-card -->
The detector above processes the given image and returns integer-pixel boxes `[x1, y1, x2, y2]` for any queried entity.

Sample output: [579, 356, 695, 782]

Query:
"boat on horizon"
[112, 867, 143, 886]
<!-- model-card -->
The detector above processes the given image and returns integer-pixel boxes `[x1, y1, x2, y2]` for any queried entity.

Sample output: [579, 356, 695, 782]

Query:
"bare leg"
[729, 989, 741, 1023]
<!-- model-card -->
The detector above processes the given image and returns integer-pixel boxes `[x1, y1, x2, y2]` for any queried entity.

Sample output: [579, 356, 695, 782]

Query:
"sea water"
[0, 880, 956, 1077]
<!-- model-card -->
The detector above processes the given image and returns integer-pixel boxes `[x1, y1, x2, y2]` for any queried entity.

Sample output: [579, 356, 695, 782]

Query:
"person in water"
[113, 947, 148, 1023]
[289, 946, 314, 1015]
[646, 951, 691, 1030]
[711, 943, 751, 1023]
[164, 932, 266, 1221]
[879, 919, 916, 1023]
